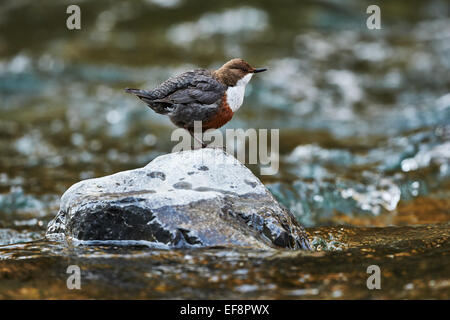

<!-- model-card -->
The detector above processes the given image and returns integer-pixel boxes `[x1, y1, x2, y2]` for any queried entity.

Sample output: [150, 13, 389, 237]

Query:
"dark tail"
[125, 88, 154, 98]
[125, 88, 173, 114]
[125, 88, 157, 104]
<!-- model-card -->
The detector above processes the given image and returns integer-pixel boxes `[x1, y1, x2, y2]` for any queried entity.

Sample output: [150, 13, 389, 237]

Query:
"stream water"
[0, 0, 449, 299]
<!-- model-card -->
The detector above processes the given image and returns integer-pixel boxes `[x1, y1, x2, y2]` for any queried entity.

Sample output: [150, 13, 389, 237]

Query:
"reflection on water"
[0, 0, 449, 299]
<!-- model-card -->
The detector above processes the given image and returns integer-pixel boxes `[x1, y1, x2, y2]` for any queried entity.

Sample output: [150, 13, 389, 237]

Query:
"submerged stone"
[46, 148, 310, 250]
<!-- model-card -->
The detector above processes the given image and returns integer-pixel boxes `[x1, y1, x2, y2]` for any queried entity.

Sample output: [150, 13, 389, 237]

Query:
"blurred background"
[0, 0, 449, 239]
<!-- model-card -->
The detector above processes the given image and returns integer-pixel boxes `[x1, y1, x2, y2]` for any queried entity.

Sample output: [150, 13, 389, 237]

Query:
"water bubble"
[331, 289, 343, 298]
[8, 54, 31, 73]
[106, 110, 122, 124]
[404, 283, 414, 290]
[71, 133, 85, 147]
[80, 171, 95, 180]
[144, 134, 157, 146]
[145, 0, 181, 8]
[167, 7, 268, 46]
[235, 284, 259, 293]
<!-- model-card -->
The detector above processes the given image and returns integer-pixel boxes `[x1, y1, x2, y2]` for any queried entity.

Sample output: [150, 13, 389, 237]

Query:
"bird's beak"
[252, 68, 267, 73]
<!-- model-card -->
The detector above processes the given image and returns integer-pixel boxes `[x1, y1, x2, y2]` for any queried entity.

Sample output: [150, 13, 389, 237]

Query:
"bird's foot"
[204, 144, 227, 152]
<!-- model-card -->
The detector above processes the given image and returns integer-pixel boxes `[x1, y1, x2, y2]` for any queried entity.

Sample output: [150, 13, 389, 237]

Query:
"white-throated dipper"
[125, 58, 267, 147]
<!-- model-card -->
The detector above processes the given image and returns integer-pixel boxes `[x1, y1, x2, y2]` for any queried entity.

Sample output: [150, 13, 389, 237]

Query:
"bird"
[125, 58, 267, 148]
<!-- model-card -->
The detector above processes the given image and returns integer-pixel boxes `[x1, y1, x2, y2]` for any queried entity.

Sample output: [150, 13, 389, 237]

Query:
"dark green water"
[0, 0, 449, 299]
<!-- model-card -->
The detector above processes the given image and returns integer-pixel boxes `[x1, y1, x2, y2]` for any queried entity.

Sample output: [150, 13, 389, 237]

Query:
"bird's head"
[214, 58, 267, 87]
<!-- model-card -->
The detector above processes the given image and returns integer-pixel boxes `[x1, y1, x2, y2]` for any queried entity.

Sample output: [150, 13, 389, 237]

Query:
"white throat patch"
[226, 73, 253, 112]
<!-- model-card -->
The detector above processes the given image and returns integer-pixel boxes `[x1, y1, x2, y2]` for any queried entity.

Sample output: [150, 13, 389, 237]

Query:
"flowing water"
[0, 0, 449, 299]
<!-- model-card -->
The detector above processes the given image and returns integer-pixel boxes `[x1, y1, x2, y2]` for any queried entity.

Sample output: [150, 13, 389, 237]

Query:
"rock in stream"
[46, 148, 310, 250]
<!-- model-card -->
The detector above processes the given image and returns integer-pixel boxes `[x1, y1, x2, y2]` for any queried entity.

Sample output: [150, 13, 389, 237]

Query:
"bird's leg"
[187, 129, 207, 149]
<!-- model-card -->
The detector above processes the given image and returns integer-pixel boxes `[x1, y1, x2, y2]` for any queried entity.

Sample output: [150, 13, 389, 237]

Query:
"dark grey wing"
[163, 74, 226, 105]
[150, 69, 209, 99]
[126, 69, 226, 114]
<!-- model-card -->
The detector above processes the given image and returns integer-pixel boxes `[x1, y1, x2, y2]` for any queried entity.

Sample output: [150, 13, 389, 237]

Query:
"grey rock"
[46, 148, 310, 250]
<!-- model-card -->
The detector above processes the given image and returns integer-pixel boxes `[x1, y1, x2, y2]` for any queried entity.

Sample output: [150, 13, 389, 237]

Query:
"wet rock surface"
[46, 148, 310, 250]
